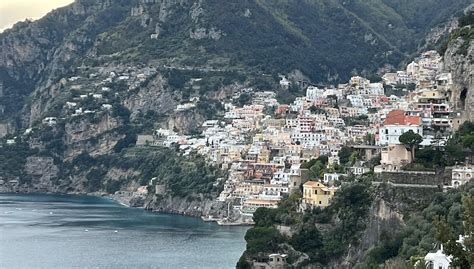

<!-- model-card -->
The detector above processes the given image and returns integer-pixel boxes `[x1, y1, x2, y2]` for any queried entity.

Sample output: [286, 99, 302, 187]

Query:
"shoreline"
[0, 189, 254, 227]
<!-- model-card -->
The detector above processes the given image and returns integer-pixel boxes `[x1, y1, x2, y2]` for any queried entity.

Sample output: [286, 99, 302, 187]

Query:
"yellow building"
[302, 181, 337, 208]
[257, 148, 271, 163]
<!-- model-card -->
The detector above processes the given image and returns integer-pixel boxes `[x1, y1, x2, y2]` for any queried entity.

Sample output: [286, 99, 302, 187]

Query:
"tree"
[433, 193, 474, 268]
[338, 146, 353, 165]
[238, 93, 252, 106]
[399, 130, 423, 160]
[462, 194, 474, 265]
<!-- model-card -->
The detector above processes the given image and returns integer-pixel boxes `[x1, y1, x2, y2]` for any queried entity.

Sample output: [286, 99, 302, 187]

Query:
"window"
[319, 201, 322, 204]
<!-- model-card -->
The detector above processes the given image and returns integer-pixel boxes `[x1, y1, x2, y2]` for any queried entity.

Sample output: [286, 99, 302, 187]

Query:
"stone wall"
[375, 171, 442, 186]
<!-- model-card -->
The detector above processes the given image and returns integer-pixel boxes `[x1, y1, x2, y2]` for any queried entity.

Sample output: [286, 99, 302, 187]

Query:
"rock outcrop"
[340, 198, 405, 267]
[443, 30, 474, 121]
[145, 195, 229, 218]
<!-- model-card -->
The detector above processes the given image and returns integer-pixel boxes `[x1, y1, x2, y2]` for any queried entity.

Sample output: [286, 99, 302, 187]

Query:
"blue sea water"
[0, 193, 248, 269]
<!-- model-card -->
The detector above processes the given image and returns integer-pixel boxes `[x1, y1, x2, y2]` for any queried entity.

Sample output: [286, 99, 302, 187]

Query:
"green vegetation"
[338, 146, 359, 166]
[88, 0, 471, 84]
[343, 115, 370, 126]
[301, 155, 330, 179]
[239, 180, 374, 267]
[399, 130, 423, 161]
[414, 122, 474, 168]
[439, 10, 474, 56]
[74, 147, 223, 197]
[361, 183, 473, 268]
[0, 140, 38, 183]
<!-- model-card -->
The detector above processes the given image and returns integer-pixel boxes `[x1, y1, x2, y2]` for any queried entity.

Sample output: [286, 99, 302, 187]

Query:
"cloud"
[0, 0, 74, 32]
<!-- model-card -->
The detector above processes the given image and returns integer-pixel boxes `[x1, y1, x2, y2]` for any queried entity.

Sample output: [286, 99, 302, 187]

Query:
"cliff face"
[338, 198, 405, 267]
[145, 195, 229, 218]
[0, 0, 132, 124]
[443, 30, 474, 121]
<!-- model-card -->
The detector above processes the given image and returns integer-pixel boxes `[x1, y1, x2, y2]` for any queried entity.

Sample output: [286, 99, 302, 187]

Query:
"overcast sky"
[0, 0, 74, 32]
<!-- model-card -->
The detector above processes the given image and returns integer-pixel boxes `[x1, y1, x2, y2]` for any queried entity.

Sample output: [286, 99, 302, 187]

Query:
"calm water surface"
[0, 193, 248, 269]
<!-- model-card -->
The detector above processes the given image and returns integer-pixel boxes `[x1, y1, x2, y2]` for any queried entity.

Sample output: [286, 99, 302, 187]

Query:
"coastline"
[0, 186, 253, 226]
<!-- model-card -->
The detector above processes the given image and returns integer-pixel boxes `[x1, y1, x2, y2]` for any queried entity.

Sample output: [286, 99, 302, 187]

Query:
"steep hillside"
[0, 0, 472, 238]
[1, 0, 471, 127]
[442, 9, 474, 121]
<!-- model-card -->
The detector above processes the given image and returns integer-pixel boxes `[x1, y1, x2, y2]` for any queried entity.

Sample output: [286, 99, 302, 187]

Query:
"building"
[302, 181, 337, 208]
[378, 110, 422, 145]
[252, 254, 288, 269]
[323, 173, 345, 184]
[449, 165, 473, 188]
[349, 162, 371, 175]
[375, 144, 413, 172]
[42, 117, 58, 126]
[306, 86, 324, 101]
[424, 245, 452, 269]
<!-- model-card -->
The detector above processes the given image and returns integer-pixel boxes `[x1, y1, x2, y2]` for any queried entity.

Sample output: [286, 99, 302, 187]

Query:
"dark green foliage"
[242, 181, 374, 265]
[301, 155, 329, 178]
[343, 115, 370, 126]
[395, 184, 472, 260]
[244, 227, 284, 256]
[439, 10, 474, 56]
[364, 231, 404, 265]
[86, 168, 107, 192]
[112, 105, 131, 123]
[399, 130, 423, 159]
[236, 255, 252, 269]
[291, 227, 326, 261]
[326, 182, 374, 248]
[0, 141, 38, 180]
[113, 133, 137, 153]
[196, 98, 224, 119]
[252, 193, 301, 227]
[166, 70, 188, 89]
[71, 152, 97, 168]
[253, 207, 278, 227]
[105, 180, 122, 194]
[309, 106, 327, 115]
[301, 155, 328, 169]
[411, 122, 474, 168]
[238, 93, 252, 107]
[338, 146, 353, 165]
[88, 0, 471, 83]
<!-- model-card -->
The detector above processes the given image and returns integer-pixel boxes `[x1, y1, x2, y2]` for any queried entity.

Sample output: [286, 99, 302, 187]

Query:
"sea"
[0, 193, 248, 269]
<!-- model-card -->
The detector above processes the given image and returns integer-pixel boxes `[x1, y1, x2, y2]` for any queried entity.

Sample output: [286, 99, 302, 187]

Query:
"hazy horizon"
[0, 0, 73, 32]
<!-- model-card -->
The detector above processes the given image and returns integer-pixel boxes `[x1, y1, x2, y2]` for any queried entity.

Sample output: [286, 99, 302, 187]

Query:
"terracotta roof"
[384, 110, 420, 126]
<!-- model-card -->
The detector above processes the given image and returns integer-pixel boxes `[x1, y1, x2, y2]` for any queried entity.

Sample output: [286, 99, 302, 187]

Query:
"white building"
[306, 86, 325, 101]
[378, 110, 423, 145]
[42, 117, 57, 126]
[450, 165, 473, 188]
[424, 245, 452, 269]
[279, 76, 291, 87]
[347, 95, 364, 107]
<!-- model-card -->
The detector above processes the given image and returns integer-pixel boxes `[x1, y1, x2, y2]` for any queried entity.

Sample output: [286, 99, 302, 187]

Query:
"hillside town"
[4, 49, 470, 226]
[1, 50, 471, 264]
[129, 50, 472, 226]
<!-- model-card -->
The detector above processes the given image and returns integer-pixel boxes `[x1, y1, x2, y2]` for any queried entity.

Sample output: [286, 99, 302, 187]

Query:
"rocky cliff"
[443, 10, 474, 121]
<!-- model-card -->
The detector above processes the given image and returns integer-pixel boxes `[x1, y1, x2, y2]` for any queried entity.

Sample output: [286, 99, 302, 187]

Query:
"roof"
[384, 109, 420, 126]
[303, 181, 325, 188]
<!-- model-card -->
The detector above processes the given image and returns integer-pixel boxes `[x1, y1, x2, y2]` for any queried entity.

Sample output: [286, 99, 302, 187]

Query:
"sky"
[0, 0, 74, 32]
